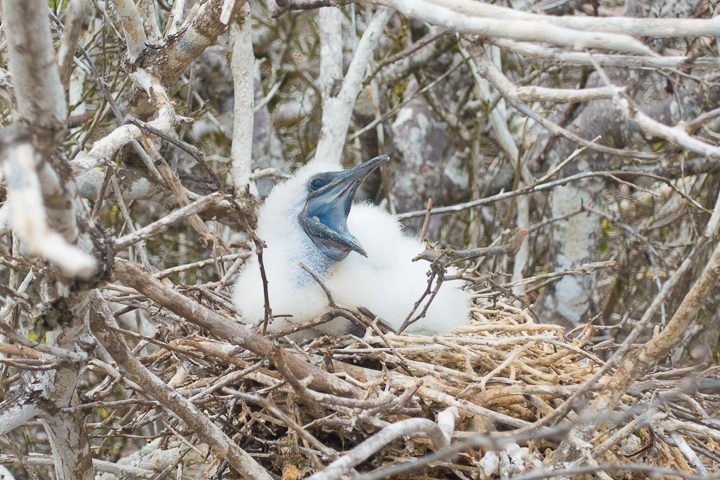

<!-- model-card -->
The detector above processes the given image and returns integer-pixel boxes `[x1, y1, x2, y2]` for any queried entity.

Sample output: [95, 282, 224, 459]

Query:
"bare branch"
[72, 69, 181, 172]
[58, 0, 89, 87]
[397, 170, 668, 219]
[429, 0, 720, 37]
[88, 293, 274, 480]
[2, 0, 66, 134]
[0, 391, 42, 437]
[319, 7, 343, 98]
[230, 3, 257, 194]
[111, 0, 147, 63]
[112, 259, 360, 397]
[1, 132, 96, 277]
[372, 0, 654, 55]
[221, 0, 239, 24]
[516, 85, 624, 103]
[273, 0, 353, 15]
[0, 454, 155, 479]
[314, 7, 393, 164]
[415, 228, 526, 263]
[308, 407, 458, 480]
[41, 414, 94, 480]
[167, 0, 187, 36]
[113, 192, 225, 251]
[139, 0, 162, 44]
[141, 0, 244, 86]
[494, 38, 720, 70]
[589, 56, 720, 160]
[597, 229, 720, 409]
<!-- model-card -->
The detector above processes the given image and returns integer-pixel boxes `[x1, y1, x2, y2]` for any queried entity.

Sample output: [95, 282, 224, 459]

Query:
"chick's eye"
[309, 178, 327, 191]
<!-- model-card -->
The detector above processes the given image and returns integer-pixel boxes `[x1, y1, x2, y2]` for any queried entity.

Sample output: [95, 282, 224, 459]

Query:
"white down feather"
[233, 160, 470, 340]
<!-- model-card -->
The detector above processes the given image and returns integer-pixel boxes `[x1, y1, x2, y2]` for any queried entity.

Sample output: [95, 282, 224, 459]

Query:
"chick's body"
[232, 159, 470, 339]
[332, 204, 470, 335]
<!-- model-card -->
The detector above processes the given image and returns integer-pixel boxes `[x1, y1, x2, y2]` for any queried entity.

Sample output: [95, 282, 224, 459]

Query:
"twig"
[113, 193, 224, 251]
[373, 0, 653, 54]
[88, 292, 274, 480]
[112, 259, 360, 397]
[308, 407, 458, 480]
[415, 228, 527, 263]
[111, 0, 147, 63]
[57, 0, 89, 86]
[419, 198, 433, 241]
[397, 169, 705, 219]
[271, 345, 397, 409]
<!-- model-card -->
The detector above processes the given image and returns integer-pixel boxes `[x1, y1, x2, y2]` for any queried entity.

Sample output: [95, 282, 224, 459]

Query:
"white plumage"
[233, 157, 470, 339]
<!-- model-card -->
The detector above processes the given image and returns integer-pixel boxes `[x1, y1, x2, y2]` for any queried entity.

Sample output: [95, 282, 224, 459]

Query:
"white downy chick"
[233, 155, 470, 339]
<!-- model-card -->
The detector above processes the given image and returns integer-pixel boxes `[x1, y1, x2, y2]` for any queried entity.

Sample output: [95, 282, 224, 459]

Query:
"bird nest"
[104, 295, 720, 480]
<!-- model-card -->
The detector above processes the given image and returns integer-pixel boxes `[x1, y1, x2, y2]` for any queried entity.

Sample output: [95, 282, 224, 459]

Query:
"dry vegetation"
[1, 0, 720, 478]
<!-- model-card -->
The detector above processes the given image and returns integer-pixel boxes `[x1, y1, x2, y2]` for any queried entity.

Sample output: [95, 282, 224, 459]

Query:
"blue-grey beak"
[299, 155, 389, 261]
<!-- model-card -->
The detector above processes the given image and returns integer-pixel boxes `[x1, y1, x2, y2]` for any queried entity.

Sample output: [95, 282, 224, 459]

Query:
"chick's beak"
[299, 155, 389, 261]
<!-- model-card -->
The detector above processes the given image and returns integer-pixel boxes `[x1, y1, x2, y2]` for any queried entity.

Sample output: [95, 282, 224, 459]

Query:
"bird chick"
[233, 155, 470, 339]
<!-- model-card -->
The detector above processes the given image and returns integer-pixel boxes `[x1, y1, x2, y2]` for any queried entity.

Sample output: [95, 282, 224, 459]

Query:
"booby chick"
[233, 155, 470, 339]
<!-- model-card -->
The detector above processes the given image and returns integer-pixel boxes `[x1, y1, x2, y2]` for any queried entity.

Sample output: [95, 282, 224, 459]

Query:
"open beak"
[299, 155, 389, 261]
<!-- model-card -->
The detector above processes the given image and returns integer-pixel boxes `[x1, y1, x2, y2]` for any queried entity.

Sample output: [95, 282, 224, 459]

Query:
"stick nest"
[102, 295, 720, 479]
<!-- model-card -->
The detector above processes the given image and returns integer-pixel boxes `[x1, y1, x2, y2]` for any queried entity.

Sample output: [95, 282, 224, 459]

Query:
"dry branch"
[598, 234, 720, 408]
[314, 7, 392, 164]
[111, 0, 147, 63]
[88, 293, 273, 480]
[1, 0, 66, 135]
[493, 38, 720, 69]
[372, 0, 653, 55]
[72, 69, 180, 172]
[58, 0, 89, 86]
[1, 136, 96, 277]
[113, 192, 225, 250]
[429, 0, 720, 37]
[308, 407, 458, 480]
[112, 259, 360, 397]
[589, 56, 720, 160]
[141, 0, 245, 86]
[230, 3, 257, 193]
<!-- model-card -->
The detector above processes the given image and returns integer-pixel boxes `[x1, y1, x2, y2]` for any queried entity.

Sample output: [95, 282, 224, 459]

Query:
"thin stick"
[419, 197, 433, 241]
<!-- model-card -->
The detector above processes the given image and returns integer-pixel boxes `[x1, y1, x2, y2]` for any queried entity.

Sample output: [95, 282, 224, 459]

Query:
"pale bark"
[57, 0, 89, 87]
[139, 0, 163, 44]
[71, 69, 179, 173]
[542, 182, 603, 325]
[141, 0, 245, 86]
[308, 408, 458, 480]
[1, 139, 96, 277]
[0, 392, 41, 437]
[429, 0, 720, 36]
[2, 0, 66, 135]
[230, 3, 257, 194]
[2, 0, 98, 278]
[112, 0, 147, 63]
[371, 0, 653, 55]
[318, 8, 343, 102]
[42, 413, 93, 480]
[493, 38, 720, 69]
[0, 454, 155, 479]
[314, 8, 393, 165]
[89, 293, 273, 480]
[167, 0, 187, 35]
[112, 259, 360, 397]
